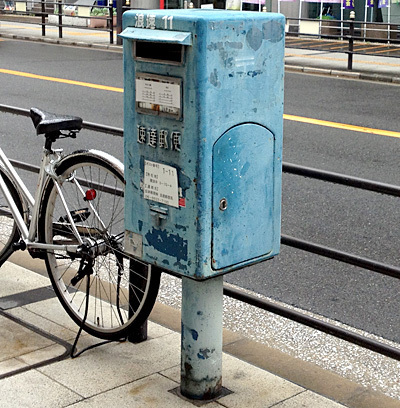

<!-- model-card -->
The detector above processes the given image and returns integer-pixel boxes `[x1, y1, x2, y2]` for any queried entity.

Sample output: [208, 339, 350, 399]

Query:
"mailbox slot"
[120, 27, 192, 67]
[135, 41, 184, 65]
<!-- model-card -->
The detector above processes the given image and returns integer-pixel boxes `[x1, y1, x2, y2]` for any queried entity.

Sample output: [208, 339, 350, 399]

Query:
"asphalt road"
[1, 39, 400, 343]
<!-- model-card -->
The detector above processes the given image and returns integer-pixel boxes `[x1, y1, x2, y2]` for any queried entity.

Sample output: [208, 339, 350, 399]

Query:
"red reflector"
[85, 189, 96, 201]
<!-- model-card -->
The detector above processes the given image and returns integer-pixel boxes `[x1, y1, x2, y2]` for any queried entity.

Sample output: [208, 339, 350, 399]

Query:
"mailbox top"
[122, 8, 285, 29]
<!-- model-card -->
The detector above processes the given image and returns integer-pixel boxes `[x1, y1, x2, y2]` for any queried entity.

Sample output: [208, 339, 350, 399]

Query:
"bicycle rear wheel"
[39, 151, 160, 340]
[0, 166, 24, 262]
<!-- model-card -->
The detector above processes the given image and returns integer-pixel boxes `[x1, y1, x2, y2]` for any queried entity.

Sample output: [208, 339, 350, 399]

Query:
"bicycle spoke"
[40, 154, 160, 340]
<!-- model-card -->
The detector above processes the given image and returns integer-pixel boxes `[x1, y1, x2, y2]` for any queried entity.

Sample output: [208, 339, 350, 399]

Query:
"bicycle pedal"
[28, 248, 47, 259]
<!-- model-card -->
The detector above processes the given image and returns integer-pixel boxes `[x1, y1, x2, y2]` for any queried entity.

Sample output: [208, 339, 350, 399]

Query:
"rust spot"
[202, 378, 222, 400]
[184, 362, 193, 376]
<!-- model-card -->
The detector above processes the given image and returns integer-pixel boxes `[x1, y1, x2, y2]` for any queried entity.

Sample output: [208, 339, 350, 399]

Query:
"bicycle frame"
[0, 146, 82, 254]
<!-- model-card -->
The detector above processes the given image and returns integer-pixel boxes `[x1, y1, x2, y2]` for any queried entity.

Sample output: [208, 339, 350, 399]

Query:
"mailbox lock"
[219, 198, 228, 211]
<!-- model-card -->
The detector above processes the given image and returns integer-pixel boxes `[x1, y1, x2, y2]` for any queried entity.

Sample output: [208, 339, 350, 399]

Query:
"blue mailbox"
[121, 9, 284, 280]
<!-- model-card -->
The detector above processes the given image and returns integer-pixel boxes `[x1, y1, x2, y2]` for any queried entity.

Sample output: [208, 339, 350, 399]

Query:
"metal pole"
[41, 0, 45, 36]
[58, 0, 63, 38]
[348, 11, 355, 70]
[180, 276, 223, 401]
[116, 0, 123, 45]
[109, 0, 113, 44]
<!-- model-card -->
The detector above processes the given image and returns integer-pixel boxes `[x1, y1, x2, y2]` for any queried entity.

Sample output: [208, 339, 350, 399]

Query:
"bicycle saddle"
[30, 107, 83, 135]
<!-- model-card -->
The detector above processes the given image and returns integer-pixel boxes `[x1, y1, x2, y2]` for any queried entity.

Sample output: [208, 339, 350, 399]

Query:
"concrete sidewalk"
[1, 259, 400, 408]
[0, 261, 342, 408]
[1, 19, 400, 81]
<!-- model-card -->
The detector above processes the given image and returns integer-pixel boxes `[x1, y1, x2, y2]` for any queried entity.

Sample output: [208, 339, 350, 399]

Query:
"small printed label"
[144, 160, 179, 208]
[136, 78, 181, 110]
[124, 230, 143, 258]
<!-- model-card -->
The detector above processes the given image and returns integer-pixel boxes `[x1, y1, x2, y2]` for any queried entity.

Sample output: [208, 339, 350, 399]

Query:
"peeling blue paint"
[225, 57, 234, 69]
[178, 170, 192, 191]
[190, 329, 198, 341]
[145, 227, 188, 262]
[225, 41, 243, 49]
[210, 69, 221, 88]
[263, 20, 284, 43]
[246, 27, 263, 51]
[173, 260, 188, 271]
[206, 41, 222, 51]
[197, 348, 213, 360]
[247, 70, 263, 78]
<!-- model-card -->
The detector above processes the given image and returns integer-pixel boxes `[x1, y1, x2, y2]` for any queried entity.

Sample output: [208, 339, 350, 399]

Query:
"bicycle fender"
[67, 149, 124, 175]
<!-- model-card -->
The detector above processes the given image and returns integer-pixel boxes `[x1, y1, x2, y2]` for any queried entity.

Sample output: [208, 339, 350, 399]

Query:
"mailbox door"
[212, 124, 275, 270]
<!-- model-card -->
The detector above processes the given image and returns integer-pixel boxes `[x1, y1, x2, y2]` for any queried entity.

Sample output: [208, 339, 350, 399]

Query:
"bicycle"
[0, 107, 160, 341]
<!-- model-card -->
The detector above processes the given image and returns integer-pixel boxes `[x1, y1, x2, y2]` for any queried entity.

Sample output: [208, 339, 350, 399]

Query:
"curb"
[0, 32, 123, 52]
[285, 64, 400, 84]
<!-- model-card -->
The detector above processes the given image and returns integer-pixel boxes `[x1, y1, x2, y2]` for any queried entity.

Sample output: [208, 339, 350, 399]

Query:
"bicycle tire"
[39, 150, 160, 340]
[0, 166, 25, 262]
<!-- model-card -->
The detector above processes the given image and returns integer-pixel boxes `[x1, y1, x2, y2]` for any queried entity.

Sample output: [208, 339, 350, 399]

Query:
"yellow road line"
[1, 67, 399, 139]
[304, 42, 335, 49]
[367, 47, 397, 55]
[284, 114, 400, 138]
[0, 68, 123, 93]
[327, 44, 348, 50]
[353, 43, 389, 52]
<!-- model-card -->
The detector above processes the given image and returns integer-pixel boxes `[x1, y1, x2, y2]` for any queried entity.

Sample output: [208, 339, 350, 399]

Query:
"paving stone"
[273, 390, 347, 407]
[0, 316, 54, 362]
[70, 373, 223, 408]
[0, 370, 81, 408]
[38, 332, 180, 398]
[0, 262, 48, 297]
[0, 358, 27, 377]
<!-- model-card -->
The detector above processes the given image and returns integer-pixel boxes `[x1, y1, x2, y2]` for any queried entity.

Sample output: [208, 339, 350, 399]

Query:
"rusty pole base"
[180, 276, 224, 401]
